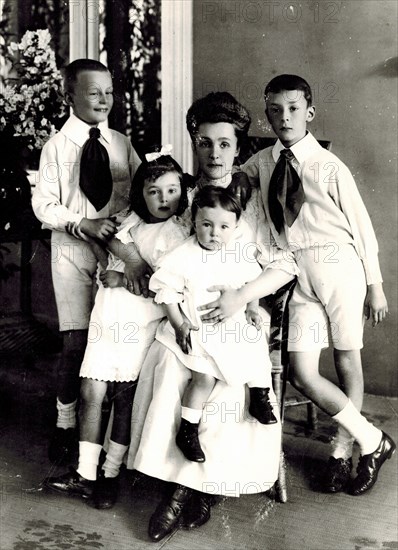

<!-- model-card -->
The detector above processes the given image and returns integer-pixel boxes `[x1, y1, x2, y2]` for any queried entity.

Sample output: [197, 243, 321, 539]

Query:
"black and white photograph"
[0, 1, 397, 549]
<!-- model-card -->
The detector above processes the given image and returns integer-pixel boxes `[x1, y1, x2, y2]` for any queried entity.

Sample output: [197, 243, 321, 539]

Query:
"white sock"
[181, 406, 202, 424]
[331, 426, 354, 460]
[102, 440, 128, 478]
[56, 398, 77, 429]
[76, 441, 102, 481]
[247, 378, 269, 388]
[333, 399, 382, 455]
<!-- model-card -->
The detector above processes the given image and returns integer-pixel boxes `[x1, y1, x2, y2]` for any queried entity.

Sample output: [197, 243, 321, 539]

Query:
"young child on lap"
[150, 186, 277, 463]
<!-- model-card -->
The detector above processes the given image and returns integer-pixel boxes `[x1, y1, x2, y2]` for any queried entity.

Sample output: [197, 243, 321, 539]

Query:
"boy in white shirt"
[32, 59, 140, 464]
[241, 74, 394, 496]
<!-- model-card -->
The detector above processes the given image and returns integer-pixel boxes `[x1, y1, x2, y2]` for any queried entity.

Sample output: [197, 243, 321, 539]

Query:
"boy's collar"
[272, 131, 322, 164]
[62, 113, 113, 147]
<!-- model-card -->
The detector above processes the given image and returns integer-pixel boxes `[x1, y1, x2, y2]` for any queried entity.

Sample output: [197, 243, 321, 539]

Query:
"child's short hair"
[186, 92, 251, 147]
[129, 154, 188, 223]
[63, 59, 110, 94]
[264, 74, 313, 107]
[191, 185, 242, 223]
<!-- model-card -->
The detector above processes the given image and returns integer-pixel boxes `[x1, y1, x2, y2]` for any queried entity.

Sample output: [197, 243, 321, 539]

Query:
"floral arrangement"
[0, 29, 66, 153]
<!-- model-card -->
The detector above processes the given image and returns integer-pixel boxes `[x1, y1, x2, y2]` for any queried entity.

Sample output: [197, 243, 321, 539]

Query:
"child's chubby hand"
[245, 307, 262, 330]
[175, 321, 199, 354]
[364, 283, 388, 327]
[100, 269, 123, 289]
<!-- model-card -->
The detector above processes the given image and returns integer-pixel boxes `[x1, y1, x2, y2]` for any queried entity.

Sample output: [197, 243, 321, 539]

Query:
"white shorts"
[288, 245, 366, 352]
[51, 231, 98, 331]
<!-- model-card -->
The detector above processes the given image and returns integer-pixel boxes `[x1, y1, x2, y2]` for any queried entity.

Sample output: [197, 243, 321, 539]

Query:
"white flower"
[1, 29, 65, 150]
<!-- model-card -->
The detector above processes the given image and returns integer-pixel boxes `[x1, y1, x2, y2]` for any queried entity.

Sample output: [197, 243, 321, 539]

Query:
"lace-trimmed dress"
[126, 222, 293, 495]
[124, 174, 300, 495]
[79, 214, 189, 382]
[150, 235, 271, 386]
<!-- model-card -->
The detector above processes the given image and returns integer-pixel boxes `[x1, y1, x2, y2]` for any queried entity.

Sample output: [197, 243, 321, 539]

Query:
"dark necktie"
[268, 148, 305, 233]
[79, 127, 113, 211]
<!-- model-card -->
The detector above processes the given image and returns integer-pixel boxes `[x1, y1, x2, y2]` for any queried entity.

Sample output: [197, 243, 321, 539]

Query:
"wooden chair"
[265, 279, 318, 503]
[266, 280, 297, 503]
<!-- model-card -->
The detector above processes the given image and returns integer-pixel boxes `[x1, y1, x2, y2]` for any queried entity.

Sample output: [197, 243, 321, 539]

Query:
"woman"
[126, 92, 298, 542]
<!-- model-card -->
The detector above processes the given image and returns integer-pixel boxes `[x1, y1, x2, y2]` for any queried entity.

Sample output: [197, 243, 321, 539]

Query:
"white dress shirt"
[242, 132, 382, 284]
[32, 113, 141, 232]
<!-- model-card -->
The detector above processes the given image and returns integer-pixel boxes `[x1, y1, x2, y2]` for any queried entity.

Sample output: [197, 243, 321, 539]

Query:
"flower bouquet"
[0, 29, 66, 155]
[0, 29, 65, 234]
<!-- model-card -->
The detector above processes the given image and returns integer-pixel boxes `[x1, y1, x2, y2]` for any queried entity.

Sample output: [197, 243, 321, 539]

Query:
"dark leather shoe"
[93, 474, 119, 509]
[176, 419, 205, 462]
[323, 456, 353, 493]
[349, 431, 396, 496]
[181, 492, 213, 530]
[44, 467, 94, 499]
[148, 485, 192, 542]
[249, 387, 277, 425]
[48, 427, 76, 465]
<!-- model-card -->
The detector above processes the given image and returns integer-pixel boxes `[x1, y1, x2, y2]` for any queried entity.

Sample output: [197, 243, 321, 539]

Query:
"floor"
[0, 343, 397, 550]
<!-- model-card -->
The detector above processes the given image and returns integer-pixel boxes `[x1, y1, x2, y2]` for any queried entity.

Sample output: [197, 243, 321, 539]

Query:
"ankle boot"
[181, 491, 215, 529]
[148, 484, 193, 542]
[176, 418, 205, 462]
[249, 387, 277, 425]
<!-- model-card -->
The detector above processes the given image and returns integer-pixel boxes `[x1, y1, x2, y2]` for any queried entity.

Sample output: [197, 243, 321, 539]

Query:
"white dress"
[128, 346, 281, 495]
[126, 230, 282, 496]
[150, 235, 272, 386]
[79, 215, 189, 382]
[123, 175, 298, 494]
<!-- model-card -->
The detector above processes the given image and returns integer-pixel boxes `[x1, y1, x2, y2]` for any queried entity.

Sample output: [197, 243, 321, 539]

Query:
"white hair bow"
[145, 144, 173, 162]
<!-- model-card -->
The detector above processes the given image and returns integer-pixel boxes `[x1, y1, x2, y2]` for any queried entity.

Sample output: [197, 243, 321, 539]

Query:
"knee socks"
[332, 399, 382, 456]
[331, 426, 354, 460]
[77, 441, 102, 481]
[102, 440, 128, 478]
[56, 398, 77, 430]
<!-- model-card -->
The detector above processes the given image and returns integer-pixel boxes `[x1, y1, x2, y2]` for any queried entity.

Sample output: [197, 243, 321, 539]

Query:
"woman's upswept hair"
[129, 154, 188, 222]
[191, 185, 242, 223]
[186, 92, 251, 147]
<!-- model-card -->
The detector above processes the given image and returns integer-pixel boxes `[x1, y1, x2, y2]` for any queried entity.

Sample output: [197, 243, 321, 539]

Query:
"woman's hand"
[175, 321, 199, 354]
[198, 286, 245, 323]
[364, 283, 388, 327]
[123, 259, 153, 297]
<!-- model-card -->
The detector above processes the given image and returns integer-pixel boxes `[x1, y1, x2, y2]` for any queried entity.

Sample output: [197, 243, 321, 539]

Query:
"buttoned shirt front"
[32, 114, 141, 232]
[242, 132, 382, 284]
